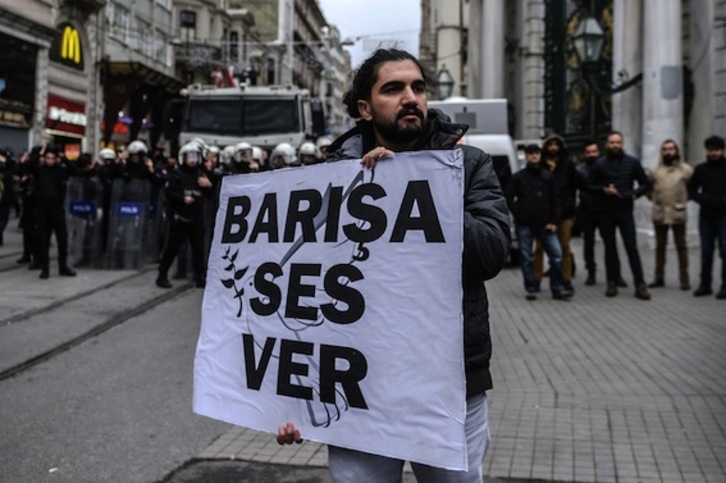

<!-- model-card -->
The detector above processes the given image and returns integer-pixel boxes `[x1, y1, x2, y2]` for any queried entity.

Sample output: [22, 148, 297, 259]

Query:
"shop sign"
[46, 94, 86, 136]
[0, 109, 29, 128]
[50, 23, 84, 70]
[64, 143, 81, 161]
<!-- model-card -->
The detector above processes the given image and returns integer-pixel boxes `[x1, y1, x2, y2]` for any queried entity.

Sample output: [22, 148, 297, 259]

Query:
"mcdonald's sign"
[50, 23, 84, 70]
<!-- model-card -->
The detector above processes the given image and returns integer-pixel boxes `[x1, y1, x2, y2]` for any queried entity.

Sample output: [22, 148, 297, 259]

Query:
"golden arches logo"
[61, 26, 81, 65]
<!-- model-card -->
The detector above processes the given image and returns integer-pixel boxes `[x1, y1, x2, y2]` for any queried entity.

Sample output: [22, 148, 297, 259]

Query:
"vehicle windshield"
[185, 98, 299, 135]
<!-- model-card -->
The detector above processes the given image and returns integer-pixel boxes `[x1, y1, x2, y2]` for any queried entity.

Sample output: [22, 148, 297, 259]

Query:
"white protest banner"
[194, 149, 466, 470]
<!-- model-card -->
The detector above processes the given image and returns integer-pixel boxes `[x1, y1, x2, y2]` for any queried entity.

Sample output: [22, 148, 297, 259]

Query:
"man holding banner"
[271, 49, 511, 481]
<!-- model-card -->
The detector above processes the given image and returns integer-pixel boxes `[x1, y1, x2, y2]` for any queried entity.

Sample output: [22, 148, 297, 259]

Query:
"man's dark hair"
[342, 48, 431, 119]
[606, 130, 624, 141]
[581, 139, 599, 151]
[704, 135, 725, 150]
[660, 138, 680, 157]
[44, 145, 60, 157]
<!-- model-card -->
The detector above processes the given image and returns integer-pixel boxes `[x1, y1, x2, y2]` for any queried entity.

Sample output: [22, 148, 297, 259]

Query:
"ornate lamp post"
[572, 15, 605, 140]
[436, 65, 455, 100]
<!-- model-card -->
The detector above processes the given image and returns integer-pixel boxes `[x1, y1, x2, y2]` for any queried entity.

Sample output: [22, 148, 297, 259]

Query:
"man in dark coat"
[689, 135, 726, 299]
[276, 48, 511, 482]
[588, 131, 651, 300]
[33, 147, 77, 279]
[533, 134, 578, 292]
[507, 144, 571, 300]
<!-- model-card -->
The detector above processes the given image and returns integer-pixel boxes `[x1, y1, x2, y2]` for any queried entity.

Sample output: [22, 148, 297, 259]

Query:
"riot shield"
[144, 189, 164, 264]
[105, 178, 151, 269]
[65, 176, 104, 268]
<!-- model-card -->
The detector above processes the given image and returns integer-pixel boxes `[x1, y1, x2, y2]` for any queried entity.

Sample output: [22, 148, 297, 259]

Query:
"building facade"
[423, 0, 726, 236]
[1, 0, 352, 155]
[426, 0, 726, 166]
[101, 0, 181, 150]
[0, 1, 60, 155]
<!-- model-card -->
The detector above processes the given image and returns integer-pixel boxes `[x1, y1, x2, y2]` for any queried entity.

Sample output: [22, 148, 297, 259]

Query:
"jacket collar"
[327, 108, 468, 160]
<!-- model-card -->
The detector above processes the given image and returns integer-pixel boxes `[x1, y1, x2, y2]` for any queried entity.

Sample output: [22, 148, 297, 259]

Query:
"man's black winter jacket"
[327, 109, 511, 397]
[689, 157, 726, 219]
[506, 165, 561, 229]
[587, 152, 651, 212]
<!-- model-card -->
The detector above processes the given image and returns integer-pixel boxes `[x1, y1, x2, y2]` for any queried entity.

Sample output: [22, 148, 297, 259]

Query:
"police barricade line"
[105, 178, 152, 270]
[66, 176, 105, 269]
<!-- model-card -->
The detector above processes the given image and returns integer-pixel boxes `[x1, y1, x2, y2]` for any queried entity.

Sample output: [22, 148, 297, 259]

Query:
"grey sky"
[317, 0, 421, 68]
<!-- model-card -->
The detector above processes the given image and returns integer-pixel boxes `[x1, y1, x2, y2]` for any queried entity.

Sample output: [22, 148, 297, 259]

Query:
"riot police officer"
[156, 142, 213, 289]
[230, 141, 259, 174]
[270, 142, 297, 169]
[298, 141, 319, 166]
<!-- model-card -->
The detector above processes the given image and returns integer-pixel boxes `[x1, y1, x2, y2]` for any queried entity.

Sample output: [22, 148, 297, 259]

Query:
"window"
[155, 30, 168, 64]
[185, 98, 299, 136]
[230, 31, 238, 62]
[137, 18, 153, 57]
[179, 10, 196, 42]
[109, 3, 130, 44]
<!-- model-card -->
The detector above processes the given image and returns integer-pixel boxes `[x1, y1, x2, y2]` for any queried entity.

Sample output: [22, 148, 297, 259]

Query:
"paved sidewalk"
[194, 238, 725, 483]
[4, 223, 723, 482]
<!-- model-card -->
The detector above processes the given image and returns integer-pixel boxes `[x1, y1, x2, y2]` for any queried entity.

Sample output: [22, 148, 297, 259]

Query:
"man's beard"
[584, 156, 598, 164]
[546, 147, 560, 158]
[663, 154, 679, 165]
[373, 107, 425, 144]
[606, 148, 624, 159]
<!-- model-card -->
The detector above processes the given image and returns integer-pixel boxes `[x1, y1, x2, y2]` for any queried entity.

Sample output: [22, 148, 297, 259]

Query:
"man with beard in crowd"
[533, 134, 578, 293]
[646, 139, 693, 290]
[689, 135, 726, 299]
[276, 48, 511, 482]
[588, 131, 651, 300]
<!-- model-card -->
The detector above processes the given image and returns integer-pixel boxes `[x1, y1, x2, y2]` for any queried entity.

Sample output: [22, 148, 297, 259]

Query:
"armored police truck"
[173, 83, 320, 152]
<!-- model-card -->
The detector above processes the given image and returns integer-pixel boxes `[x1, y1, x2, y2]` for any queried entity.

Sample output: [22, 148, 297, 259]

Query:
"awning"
[104, 61, 185, 92]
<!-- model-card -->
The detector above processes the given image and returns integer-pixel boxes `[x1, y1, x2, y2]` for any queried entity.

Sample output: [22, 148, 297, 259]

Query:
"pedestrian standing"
[576, 141, 602, 285]
[689, 135, 726, 299]
[15, 150, 39, 266]
[533, 134, 578, 292]
[34, 147, 77, 279]
[507, 144, 572, 301]
[0, 148, 17, 246]
[276, 48, 511, 482]
[588, 131, 651, 300]
[646, 139, 693, 290]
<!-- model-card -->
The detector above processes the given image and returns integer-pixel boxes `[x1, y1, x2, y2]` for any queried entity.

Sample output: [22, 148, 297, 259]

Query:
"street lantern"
[572, 16, 605, 65]
[436, 65, 454, 100]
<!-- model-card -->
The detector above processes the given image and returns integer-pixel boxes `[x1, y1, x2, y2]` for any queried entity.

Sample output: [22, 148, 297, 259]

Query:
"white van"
[428, 97, 520, 264]
[428, 97, 520, 184]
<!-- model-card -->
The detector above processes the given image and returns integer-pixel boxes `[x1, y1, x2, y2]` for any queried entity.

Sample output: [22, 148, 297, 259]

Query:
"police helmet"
[179, 142, 201, 167]
[251, 146, 264, 163]
[315, 136, 333, 150]
[127, 140, 148, 155]
[221, 145, 236, 165]
[99, 148, 116, 162]
[298, 141, 318, 165]
[234, 141, 253, 162]
[271, 142, 296, 168]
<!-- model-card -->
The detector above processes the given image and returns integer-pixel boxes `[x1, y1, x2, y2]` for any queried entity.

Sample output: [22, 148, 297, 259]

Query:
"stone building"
[101, 0, 181, 150]
[423, 0, 726, 169]
[0, 0, 102, 156]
